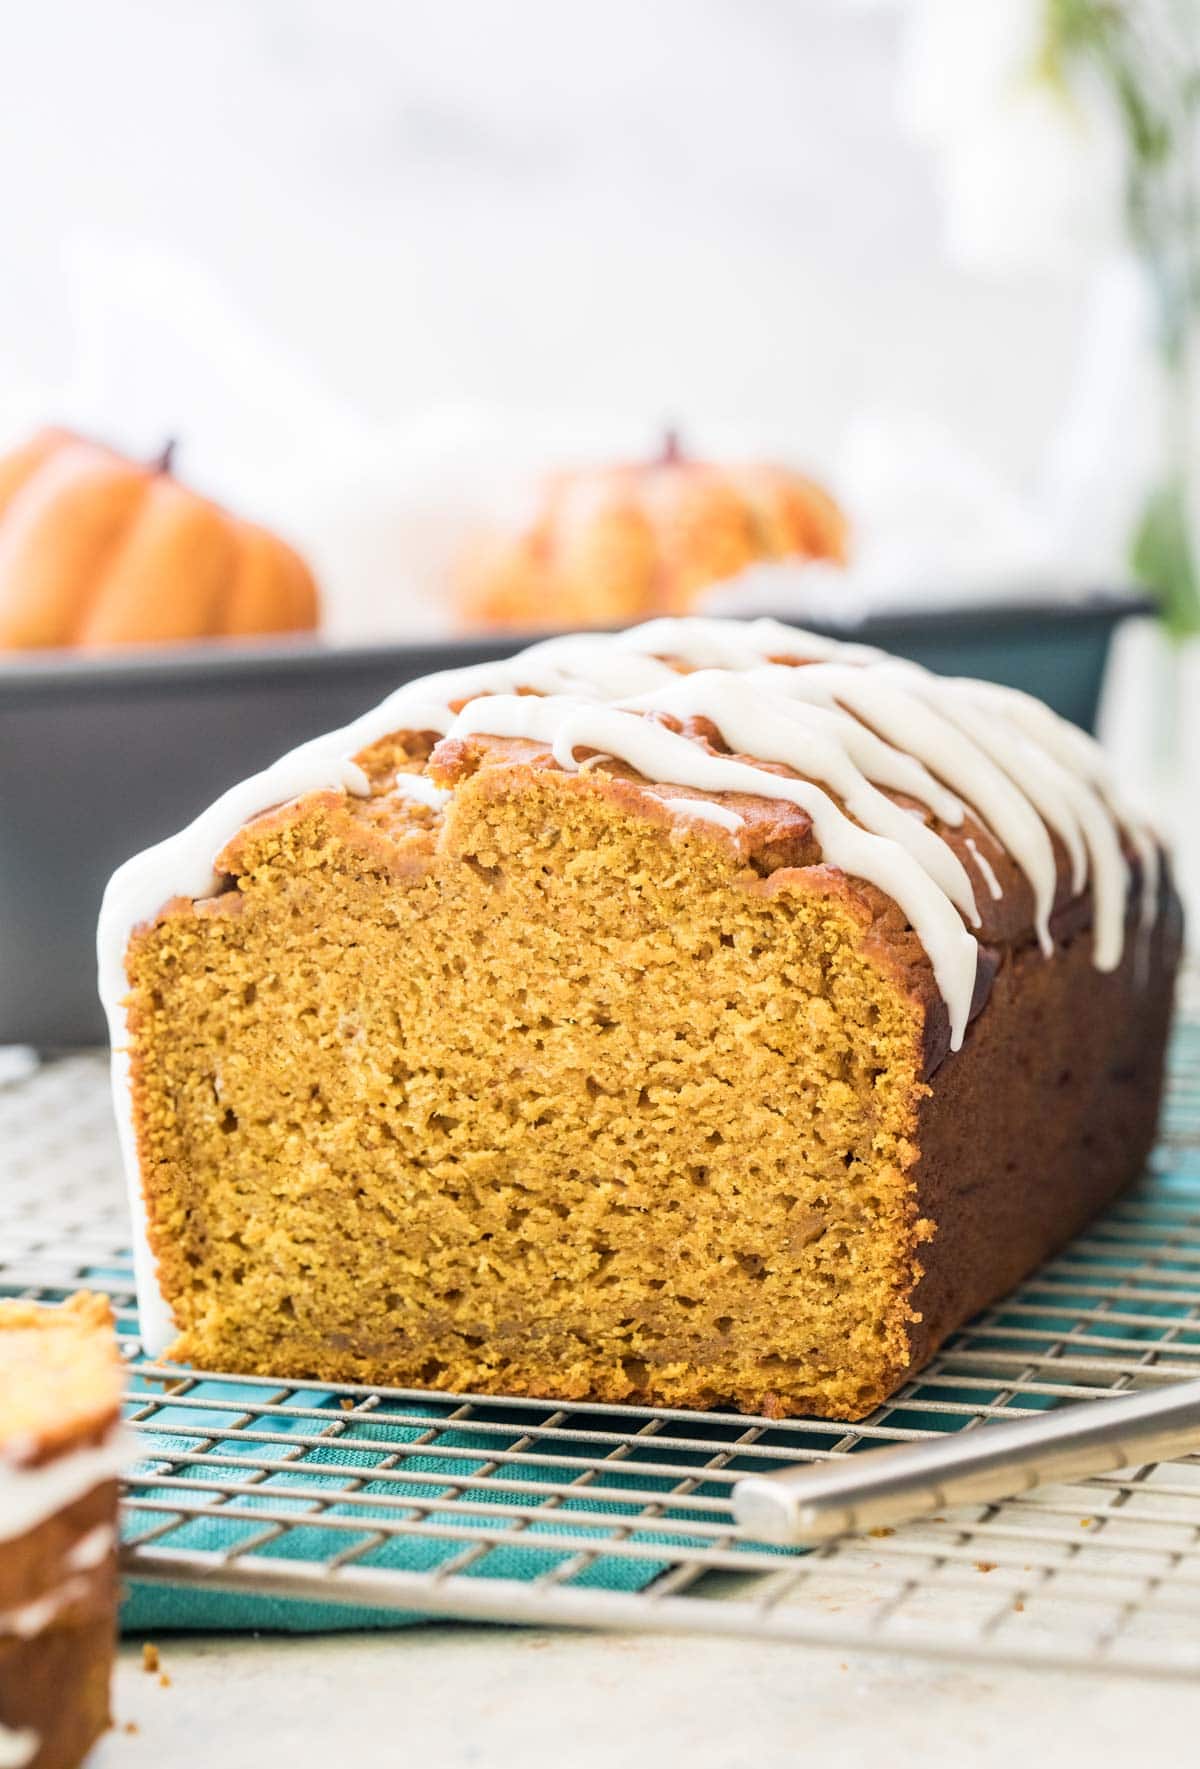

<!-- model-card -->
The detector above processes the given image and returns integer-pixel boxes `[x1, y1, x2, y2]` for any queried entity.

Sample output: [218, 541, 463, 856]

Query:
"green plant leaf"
[1131, 479, 1200, 637]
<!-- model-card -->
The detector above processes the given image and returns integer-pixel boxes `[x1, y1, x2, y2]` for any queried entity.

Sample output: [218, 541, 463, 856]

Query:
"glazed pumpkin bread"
[0, 1293, 124, 1769]
[100, 617, 1181, 1421]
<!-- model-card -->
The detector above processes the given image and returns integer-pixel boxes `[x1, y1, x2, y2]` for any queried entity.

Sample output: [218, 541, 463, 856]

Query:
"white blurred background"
[6, 0, 1178, 650]
[2, 0, 1198, 979]
[1, 0, 1091, 474]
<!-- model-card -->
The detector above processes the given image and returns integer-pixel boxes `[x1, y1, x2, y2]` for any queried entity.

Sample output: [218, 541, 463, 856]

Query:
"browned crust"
[0, 1615, 114, 1769]
[428, 724, 1114, 950]
[0, 1295, 112, 1335]
[145, 700, 1148, 1017]
[903, 866, 1183, 1381]
[0, 1479, 118, 1769]
[0, 1483, 117, 1621]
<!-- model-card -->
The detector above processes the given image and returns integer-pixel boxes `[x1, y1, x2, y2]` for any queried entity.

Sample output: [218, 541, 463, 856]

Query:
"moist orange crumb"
[126, 762, 931, 1421]
[0, 1292, 121, 1459]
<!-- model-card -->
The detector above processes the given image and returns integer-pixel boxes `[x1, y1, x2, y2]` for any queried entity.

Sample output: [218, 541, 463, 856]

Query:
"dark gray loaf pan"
[0, 595, 1146, 1046]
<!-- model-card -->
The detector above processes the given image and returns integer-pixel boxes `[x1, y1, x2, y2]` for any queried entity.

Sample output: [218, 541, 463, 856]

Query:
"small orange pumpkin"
[0, 428, 319, 650]
[455, 432, 848, 632]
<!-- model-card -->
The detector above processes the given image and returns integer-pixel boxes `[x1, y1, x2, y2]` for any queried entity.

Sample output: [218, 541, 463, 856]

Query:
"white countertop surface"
[100, 1622, 1196, 1769]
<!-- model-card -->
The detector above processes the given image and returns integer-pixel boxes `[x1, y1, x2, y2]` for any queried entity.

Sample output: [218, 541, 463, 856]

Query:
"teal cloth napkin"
[118, 1373, 746, 1634]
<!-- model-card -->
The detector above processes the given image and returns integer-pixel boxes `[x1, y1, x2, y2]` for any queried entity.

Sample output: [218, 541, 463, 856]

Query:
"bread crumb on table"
[141, 1642, 159, 1674]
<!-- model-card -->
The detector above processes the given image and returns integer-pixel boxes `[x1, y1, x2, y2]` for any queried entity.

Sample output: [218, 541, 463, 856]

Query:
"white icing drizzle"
[660, 797, 745, 832]
[519, 634, 680, 697]
[625, 671, 979, 925]
[66, 1521, 115, 1570]
[450, 691, 982, 1038]
[0, 1727, 38, 1769]
[932, 682, 1129, 969]
[965, 837, 1004, 903]
[0, 1575, 91, 1640]
[0, 1428, 127, 1544]
[613, 615, 884, 670]
[745, 662, 1064, 956]
[968, 678, 1161, 935]
[746, 666, 967, 824]
[389, 773, 451, 810]
[96, 616, 1162, 1358]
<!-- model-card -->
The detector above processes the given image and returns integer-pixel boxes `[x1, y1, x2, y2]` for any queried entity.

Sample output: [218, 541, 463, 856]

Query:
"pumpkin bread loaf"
[101, 618, 1181, 1420]
[0, 428, 318, 650]
[0, 1293, 124, 1769]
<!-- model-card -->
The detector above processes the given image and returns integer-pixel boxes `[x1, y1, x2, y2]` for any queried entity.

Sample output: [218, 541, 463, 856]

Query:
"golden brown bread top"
[427, 721, 1154, 948]
[0, 1291, 123, 1464]
[169, 621, 1166, 1089]
[203, 670, 1162, 1076]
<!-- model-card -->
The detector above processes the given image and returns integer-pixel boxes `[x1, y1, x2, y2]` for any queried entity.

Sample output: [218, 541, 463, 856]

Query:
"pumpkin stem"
[152, 438, 178, 476]
[658, 427, 684, 466]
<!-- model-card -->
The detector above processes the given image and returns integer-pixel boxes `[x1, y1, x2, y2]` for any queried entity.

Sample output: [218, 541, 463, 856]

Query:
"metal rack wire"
[3, 1003, 1200, 1679]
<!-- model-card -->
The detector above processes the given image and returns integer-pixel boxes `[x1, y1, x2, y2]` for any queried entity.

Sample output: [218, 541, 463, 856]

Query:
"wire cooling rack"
[3, 995, 1200, 1681]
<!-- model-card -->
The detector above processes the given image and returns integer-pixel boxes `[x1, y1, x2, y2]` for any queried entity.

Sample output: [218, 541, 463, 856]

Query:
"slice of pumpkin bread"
[0, 1293, 124, 1769]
